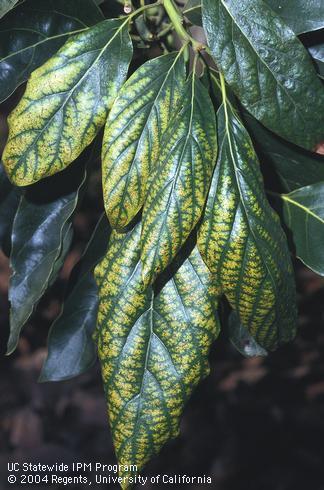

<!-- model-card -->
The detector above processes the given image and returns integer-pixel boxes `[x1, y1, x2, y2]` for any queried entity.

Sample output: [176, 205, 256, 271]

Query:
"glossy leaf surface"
[141, 73, 217, 285]
[309, 43, 324, 77]
[198, 103, 297, 350]
[184, 0, 324, 33]
[102, 52, 186, 229]
[264, 0, 324, 34]
[40, 214, 110, 382]
[0, 0, 103, 103]
[244, 114, 324, 192]
[3, 18, 132, 186]
[184, 0, 202, 25]
[0, 163, 20, 254]
[202, 0, 324, 149]
[95, 223, 220, 480]
[7, 164, 86, 354]
[281, 183, 324, 276]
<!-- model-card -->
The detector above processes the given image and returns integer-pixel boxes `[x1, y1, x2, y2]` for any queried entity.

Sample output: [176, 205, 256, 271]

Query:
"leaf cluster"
[0, 0, 324, 486]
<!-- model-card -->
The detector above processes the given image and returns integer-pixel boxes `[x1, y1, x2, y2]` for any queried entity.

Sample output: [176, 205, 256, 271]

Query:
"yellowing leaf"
[0, 0, 104, 104]
[102, 52, 186, 229]
[140, 73, 217, 286]
[95, 223, 220, 484]
[198, 101, 297, 350]
[3, 18, 132, 186]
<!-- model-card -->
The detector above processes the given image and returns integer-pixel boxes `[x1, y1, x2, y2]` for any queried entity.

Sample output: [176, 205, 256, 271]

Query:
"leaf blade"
[7, 161, 87, 354]
[183, 0, 202, 25]
[102, 52, 186, 229]
[95, 222, 220, 477]
[281, 183, 324, 276]
[264, 0, 324, 35]
[40, 214, 110, 382]
[0, 162, 20, 254]
[228, 311, 268, 358]
[198, 103, 297, 350]
[141, 73, 217, 285]
[3, 18, 132, 186]
[244, 113, 324, 192]
[0, 0, 103, 103]
[308, 42, 324, 78]
[202, 0, 324, 149]
[0, 0, 18, 18]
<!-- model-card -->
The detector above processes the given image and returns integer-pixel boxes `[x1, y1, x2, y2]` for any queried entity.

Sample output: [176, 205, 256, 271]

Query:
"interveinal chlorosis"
[95, 222, 220, 481]
[2, 18, 132, 185]
[102, 51, 186, 229]
[198, 96, 297, 350]
[141, 69, 217, 286]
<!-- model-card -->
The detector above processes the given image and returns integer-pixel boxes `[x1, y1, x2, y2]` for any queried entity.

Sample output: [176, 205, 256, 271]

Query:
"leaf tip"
[6, 339, 17, 356]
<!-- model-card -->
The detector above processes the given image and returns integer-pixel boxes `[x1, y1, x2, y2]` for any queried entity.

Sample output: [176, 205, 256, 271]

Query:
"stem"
[128, 1, 162, 20]
[163, 0, 204, 50]
[163, 0, 190, 42]
[220, 72, 237, 115]
[220, 72, 227, 104]
[156, 23, 173, 39]
[192, 53, 199, 74]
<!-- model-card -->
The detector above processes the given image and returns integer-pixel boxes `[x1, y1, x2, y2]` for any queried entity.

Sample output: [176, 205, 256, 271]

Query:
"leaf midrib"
[0, 27, 88, 64]
[115, 51, 185, 225]
[143, 74, 197, 280]
[222, 101, 280, 330]
[282, 193, 324, 224]
[10, 19, 129, 177]
[219, 0, 307, 125]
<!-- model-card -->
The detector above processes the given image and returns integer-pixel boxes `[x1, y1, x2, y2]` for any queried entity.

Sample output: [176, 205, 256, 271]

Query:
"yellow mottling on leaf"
[2, 19, 132, 186]
[141, 74, 217, 286]
[94, 223, 220, 478]
[198, 102, 297, 350]
[102, 53, 186, 229]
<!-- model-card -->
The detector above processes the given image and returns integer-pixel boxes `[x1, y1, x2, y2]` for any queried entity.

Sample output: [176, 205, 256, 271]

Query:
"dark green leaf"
[281, 183, 324, 276]
[202, 0, 324, 149]
[7, 163, 87, 354]
[102, 52, 186, 229]
[0, 0, 103, 104]
[40, 214, 110, 382]
[309, 42, 324, 77]
[244, 113, 324, 192]
[141, 73, 217, 286]
[183, 0, 202, 25]
[264, 0, 324, 35]
[228, 311, 268, 358]
[47, 223, 74, 288]
[3, 18, 133, 186]
[95, 222, 220, 478]
[0, 162, 20, 254]
[198, 102, 297, 350]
